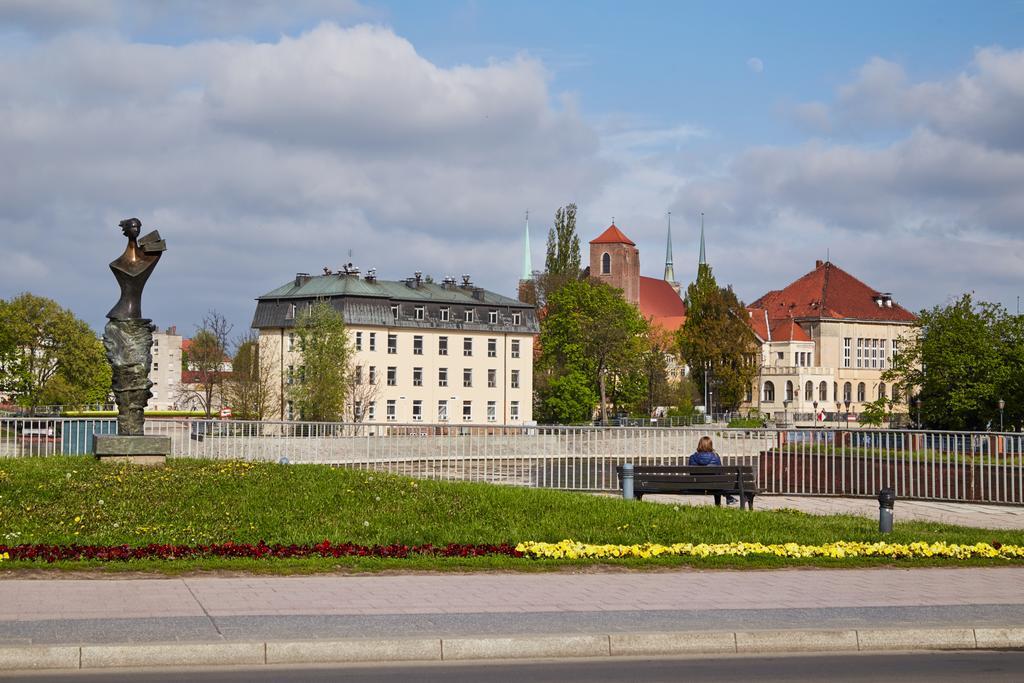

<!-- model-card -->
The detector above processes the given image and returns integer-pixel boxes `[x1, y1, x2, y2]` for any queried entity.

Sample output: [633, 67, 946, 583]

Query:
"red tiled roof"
[749, 261, 916, 323]
[589, 224, 635, 246]
[769, 317, 812, 342]
[638, 276, 686, 331]
[747, 308, 769, 341]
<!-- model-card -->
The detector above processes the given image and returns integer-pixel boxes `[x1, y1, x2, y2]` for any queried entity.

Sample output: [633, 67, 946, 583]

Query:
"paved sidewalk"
[1, 568, 1023, 670]
[641, 493, 1024, 530]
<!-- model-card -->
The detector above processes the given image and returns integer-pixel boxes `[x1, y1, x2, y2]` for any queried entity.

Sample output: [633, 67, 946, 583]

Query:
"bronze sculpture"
[99, 218, 169, 447]
[106, 217, 166, 320]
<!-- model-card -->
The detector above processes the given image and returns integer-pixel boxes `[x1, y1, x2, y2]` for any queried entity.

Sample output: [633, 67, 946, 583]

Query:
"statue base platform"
[93, 435, 170, 466]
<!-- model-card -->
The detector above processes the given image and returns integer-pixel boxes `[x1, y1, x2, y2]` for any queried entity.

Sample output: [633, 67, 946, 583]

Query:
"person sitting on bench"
[687, 436, 738, 505]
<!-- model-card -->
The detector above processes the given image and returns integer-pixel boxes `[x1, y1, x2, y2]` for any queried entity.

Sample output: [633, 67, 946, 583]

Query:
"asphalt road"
[5, 652, 1024, 683]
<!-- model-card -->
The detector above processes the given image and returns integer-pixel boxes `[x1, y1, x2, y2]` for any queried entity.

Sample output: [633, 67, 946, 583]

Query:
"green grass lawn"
[0, 456, 1021, 573]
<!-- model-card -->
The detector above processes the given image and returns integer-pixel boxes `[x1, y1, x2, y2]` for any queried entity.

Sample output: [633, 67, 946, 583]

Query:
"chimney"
[815, 259, 824, 268]
[295, 272, 311, 287]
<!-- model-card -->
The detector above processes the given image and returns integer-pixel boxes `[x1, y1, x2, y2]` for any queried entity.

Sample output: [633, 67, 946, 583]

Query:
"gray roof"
[252, 273, 538, 333]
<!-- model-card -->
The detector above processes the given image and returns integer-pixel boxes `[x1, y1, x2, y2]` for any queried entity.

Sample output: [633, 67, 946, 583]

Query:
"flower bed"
[0, 541, 522, 563]
[2, 539, 1023, 563]
[514, 540, 1024, 560]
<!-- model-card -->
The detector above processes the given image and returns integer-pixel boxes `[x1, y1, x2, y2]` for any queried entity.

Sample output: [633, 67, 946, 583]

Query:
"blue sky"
[1, 0, 1023, 334]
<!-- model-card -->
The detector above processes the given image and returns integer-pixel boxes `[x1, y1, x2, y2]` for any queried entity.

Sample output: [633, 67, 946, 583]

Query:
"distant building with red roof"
[588, 222, 687, 332]
[744, 260, 917, 425]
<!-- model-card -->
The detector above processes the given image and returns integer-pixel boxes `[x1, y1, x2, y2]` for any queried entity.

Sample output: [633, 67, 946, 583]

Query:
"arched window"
[892, 385, 902, 402]
[857, 382, 866, 402]
[785, 381, 794, 401]
[805, 381, 813, 401]
[819, 381, 828, 401]
[834, 382, 838, 402]
[745, 383, 753, 402]
[843, 382, 852, 402]
[763, 381, 775, 402]
[878, 382, 886, 400]
[601, 252, 611, 274]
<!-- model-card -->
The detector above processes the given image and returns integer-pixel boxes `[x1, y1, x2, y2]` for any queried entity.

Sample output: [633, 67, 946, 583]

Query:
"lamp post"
[999, 398, 1005, 432]
[844, 399, 851, 424]
[783, 399, 791, 429]
[708, 390, 714, 423]
[813, 400, 819, 428]
[835, 402, 841, 430]
[915, 398, 922, 428]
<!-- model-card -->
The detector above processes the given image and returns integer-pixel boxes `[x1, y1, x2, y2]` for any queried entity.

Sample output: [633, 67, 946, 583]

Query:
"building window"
[463, 368, 473, 387]
[387, 333, 397, 354]
[843, 338, 851, 368]
[153, 362, 159, 371]
[413, 335, 423, 355]
[843, 382, 852, 402]
[368, 401, 376, 421]
[355, 331, 364, 351]
[287, 365, 295, 385]
[763, 381, 775, 402]
[286, 304, 296, 320]
[386, 400, 396, 421]
[438, 336, 448, 355]
[369, 332, 376, 351]
[785, 381, 794, 401]
[286, 400, 294, 420]
[387, 366, 397, 386]
[413, 367, 423, 386]
[412, 400, 423, 421]
[511, 369, 520, 389]
[745, 384, 753, 402]
[355, 365, 363, 385]
[369, 366, 377, 385]
[819, 381, 828, 401]
[153, 338, 159, 347]
[438, 400, 448, 421]
[391, 304, 400, 320]
[857, 382, 866, 402]
[512, 312, 521, 325]
[891, 339, 900, 363]
[487, 368, 496, 388]
[878, 382, 887, 400]
[487, 400, 496, 422]
[601, 252, 611, 274]
[804, 381, 813, 401]
[440, 307, 450, 322]
[354, 401, 362, 420]
[288, 332, 296, 352]
[511, 339, 520, 358]
[464, 309, 475, 323]
[488, 310, 498, 324]
[462, 400, 472, 421]
[487, 338, 497, 357]
[510, 401, 520, 421]
[415, 306, 424, 320]
[438, 367, 448, 387]
[463, 337, 472, 356]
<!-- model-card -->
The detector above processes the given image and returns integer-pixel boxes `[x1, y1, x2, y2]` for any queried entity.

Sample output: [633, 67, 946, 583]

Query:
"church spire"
[698, 211, 707, 267]
[520, 210, 532, 280]
[663, 211, 676, 284]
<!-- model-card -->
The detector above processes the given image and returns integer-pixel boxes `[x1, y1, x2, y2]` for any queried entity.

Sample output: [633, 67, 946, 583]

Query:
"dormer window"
[440, 307, 450, 322]
[601, 252, 611, 274]
[285, 304, 296, 320]
[391, 304, 400, 320]
[464, 309, 475, 323]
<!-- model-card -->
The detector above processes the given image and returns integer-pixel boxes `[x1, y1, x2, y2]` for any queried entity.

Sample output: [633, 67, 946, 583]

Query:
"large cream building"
[148, 326, 183, 411]
[253, 268, 538, 425]
[744, 260, 917, 424]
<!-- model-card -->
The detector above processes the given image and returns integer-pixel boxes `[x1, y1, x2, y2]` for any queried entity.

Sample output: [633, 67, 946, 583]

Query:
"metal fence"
[1, 417, 1022, 505]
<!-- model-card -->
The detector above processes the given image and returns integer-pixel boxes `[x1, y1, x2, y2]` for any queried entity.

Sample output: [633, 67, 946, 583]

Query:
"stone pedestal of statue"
[93, 434, 170, 465]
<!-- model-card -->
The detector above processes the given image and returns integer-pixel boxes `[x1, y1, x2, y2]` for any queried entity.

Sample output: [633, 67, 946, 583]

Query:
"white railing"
[1, 417, 1021, 505]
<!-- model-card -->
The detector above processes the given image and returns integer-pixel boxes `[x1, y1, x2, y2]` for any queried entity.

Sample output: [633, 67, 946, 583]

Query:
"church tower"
[589, 222, 640, 306]
[517, 211, 535, 303]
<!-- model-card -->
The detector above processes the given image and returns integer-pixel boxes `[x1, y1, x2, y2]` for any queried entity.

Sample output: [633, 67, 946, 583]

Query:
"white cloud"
[0, 22, 608, 331]
[746, 57, 764, 74]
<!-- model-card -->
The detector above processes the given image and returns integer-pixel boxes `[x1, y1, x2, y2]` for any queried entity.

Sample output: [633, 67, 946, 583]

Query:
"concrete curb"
[1, 627, 1021, 671]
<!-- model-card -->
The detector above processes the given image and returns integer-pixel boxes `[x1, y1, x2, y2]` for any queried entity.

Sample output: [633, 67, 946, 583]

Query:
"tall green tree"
[884, 293, 1023, 430]
[0, 293, 111, 409]
[290, 300, 351, 422]
[678, 265, 758, 411]
[544, 203, 581, 277]
[536, 279, 648, 423]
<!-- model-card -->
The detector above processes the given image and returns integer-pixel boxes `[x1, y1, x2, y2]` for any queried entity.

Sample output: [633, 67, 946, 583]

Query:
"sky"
[2, 0, 1024, 338]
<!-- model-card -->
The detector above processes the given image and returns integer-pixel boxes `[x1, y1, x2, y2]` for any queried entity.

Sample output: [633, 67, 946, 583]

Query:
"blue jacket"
[688, 450, 722, 466]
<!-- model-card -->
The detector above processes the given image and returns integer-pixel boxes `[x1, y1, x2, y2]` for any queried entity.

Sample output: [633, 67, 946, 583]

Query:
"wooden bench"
[616, 465, 758, 510]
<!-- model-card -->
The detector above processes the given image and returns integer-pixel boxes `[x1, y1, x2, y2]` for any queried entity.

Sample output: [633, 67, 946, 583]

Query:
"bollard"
[279, 456, 290, 465]
[621, 462, 635, 500]
[878, 487, 895, 533]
